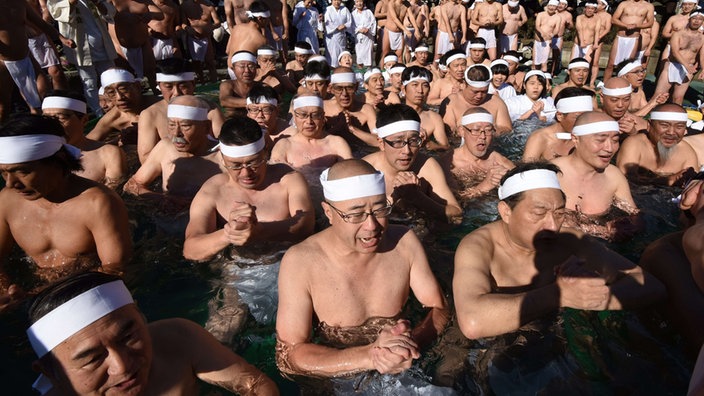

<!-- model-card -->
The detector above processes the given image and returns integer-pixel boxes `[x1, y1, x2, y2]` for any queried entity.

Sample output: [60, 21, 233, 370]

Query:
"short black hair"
[500, 162, 564, 208]
[441, 49, 464, 66]
[294, 41, 312, 50]
[402, 66, 433, 84]
[304, 60, 331, 78]
[247, 85, 280, 104]
[466, 64, 491, 82]
[491, 63, 509, 76]
[554, 86, 595, 106]
[248, 1, 270, 17]
[569, 57, 590, 67]
[522, 73, 547, 97]
[0, 114, 82, 173]
[219, 116, 263, 145]
[376, 103, 420, 129]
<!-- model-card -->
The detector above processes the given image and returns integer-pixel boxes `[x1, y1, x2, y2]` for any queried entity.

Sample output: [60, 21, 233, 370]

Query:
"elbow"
[457, 316, 488, 340]
[182, 241, 215, 263]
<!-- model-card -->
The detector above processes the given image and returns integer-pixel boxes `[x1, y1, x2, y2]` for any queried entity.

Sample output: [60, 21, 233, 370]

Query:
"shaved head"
[327, 159, 378, 180]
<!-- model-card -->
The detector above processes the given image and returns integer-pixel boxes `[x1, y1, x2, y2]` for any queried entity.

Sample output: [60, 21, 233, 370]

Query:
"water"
[0, 102, 695, 394]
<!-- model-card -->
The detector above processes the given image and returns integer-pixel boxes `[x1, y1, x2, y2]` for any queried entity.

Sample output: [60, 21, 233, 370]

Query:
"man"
[407, 43, 432, 69]
[261, 0, 289, 63]
[427, 49, 466, 106]
[124, 95, 224, 209]
[617, 104, 698, 186]
[270, 94, 352, 173]
[599, 77, 648, 137]
[653, 10, 704, 105]
[363, 68, 400, 109]
[603, 0, 654, 81]
[572, 1, 600, 66]
[533, 0, 562, 73]
[589, 0, 611, 87]
[385, 63, 406, 95]
[465, 38, 491, 66]
[253, 46, 296, 94]
[363, 104, 462, 223]
[292, 0, 321, 55]
[552, 58, 595, 98]
[441, 63, 512, 136]
[47, 0, 117, 115]
[323, 0, 352, 67]
[659, 0, 697, 70]
[299, 59, 331, 99]
[224, 0, 254, 27]
[440, 108, 513, 199]
[324, 67, 378, 148]
[42, 92, 127, 189]
[25, 4, 69, 95]
[352, 0, 377, 68]
[0, 115, 131, 308]
[617, 59, 669, 116]
[181, 0, 221, 83]
[500, 0, 527, 55]
[552, 0, 573, 75]
[27, 272, 279, 395]
[245, 85, 289, 141]
[523, 87, 594, 162]
[435, 0, 466, 61]
[639, 9, 658, 64]
[225, 1, 269, 65]
[148, 0, 182, 60]
[183, 116, 314, 262]
[402, 66, 449, 151]
[551, 111, 640, 237]
[384, 0, 416, 61]
[220, 51, 259, 118]
[276, 159, 449, 379]
[285, 42, 314, 85]
[138, 59, 224, 163]
[453, 161, 663, 340]
[87, 69, 160, 145]
[471, 0, 503, 60]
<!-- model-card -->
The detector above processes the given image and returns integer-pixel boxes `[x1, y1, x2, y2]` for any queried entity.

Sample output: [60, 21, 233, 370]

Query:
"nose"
[603, 139, 616, 153]
[4, 172, 17, 187]
[173, 86, 184, 97]
[115, 90, 127, 100]
[543, 213, 560, 232]
[106, 347, 132, 376]
[361, 211, 381, 229]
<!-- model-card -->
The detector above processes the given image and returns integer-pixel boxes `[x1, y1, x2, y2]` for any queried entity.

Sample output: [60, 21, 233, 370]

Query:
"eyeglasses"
[293, 110, 324, 120]
[382, 136, 423, 148]
[103, 84, 133, 98]
[234, 62, 257, 71]
[326, 202, 393, 223]
[628, 68, 646, 75]
[331, 85, 356, 94]
[462, 125, 495, 137]
[47, 112, 76, 122]
[224, 156, 267, 171]
[247, 106, 275, 115]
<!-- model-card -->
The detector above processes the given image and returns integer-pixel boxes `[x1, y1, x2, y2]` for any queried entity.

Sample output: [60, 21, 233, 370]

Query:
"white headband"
[555, 132, 572, 140]
[294, 46, 314, 55]
[585, 2, 598, 6]
[601, 85, 632, 96]
[503, 55, 519, 63]
[320, 169, 386, 201]
[364, 68, 382, 82]
[498, 169, 561, 200]
[599, 0, 608, 8]
[218, 135, 266, 158]
[465, 65, 492, 88]
[167, 104, 209, 121]
[231, 52, 257, 64]
[305, 73, 329, 81]
[617, 61, 642, 77]
[508, 0, 519, 6]
[572, 120, 619, 136]
[98, 86, 105, 96]
[42, 97, 87, 114]
[414, 45, 429, 52]
[330, 72, 357, 84]
[523, 69, 546, 82]
[650, 111, 689, 122]
[156, 72, 196, 82]
[293, 95, 324, 109]
[544, 73, 553, 79]
[383, 55, 398, 64]
[690, 10, 704, 18]
[446, 53, 466, 66]
[0, 134, 80, 164]
[307, 55, 328, 63]
[683, 0, 697, 3]
[469, 43, 486, 49]
[403, 75, 430, 86]
[556, 95, 593, 113]
[100, 69, 135, 87]
[337, 51, 352, 62]
[246, 96, 279, 106]
[568, 61, 590, 70]
[374, 120, 421, 139]
[389, 66, 406, 75]
[462, 113, 494, 125]
[257, 48, 278, 57]
[548, 0, 559, 5]
[559, 0, 567, 3]
[27, 280, 134, 357]
[246, 10, 270, 18]
[490, 59, 509, 68]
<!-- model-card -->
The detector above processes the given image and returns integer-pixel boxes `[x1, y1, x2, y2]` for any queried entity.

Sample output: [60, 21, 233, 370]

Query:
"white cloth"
[499, 33, 517, 53]
[324, 5, 352, 67]
[477, 27, 497, 48]
[503, 94, 556, 122]
[436, 30, 457, 56]
[488, 82, 517, 101]
[27, 34, 60, 68]
[668, 61, 689, 84]
[152, 37, 176, 61]
[614, 35, 638, 65]
[3, 56, 42, 109]
[293, 5, 321, 54]
[388, 29, 403, 51]
[533, 39, 558, 65]
[352, 8, 376, 67]
[572, 44, 592, 59]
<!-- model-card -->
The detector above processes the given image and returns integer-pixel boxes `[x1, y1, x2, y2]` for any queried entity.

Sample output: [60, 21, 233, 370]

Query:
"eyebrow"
[70, 319, 135, 361]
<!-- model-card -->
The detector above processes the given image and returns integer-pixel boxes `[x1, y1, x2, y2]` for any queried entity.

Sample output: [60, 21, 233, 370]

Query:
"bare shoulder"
[456, 223, 496, 263]
[362, 150, 384, 166]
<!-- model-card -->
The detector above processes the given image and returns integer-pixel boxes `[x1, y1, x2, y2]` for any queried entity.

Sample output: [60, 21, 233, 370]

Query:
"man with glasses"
[87, 69, 160, 146]
[616, 59, 669, 117]
[617, 104, 698, 186]
[363, 104, 462, 223]
[245, 85, 289, 142]
[275, 159, 449, 384]
[324, 67, 378, 148]
[124, 95, 224, 210]
[42, 92, 126, 190]
[440, 108, 513, 199]
[138, 59, 224, 163]
[184, 116, 314, 262]
[221, 51, 260, 118]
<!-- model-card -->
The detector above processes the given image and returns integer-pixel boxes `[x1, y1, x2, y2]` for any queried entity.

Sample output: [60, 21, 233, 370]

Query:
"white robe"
[293, 3, 321, 54]
[489, 83, 517, 102]
[352, 8, 376, 67]
[504, 95, 556, 123]
[324, 5, 352, 67]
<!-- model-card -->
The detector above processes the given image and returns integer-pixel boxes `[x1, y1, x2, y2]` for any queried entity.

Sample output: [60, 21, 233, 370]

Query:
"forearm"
[348, 125, 378, 146]
[123, 177, 158, 197]
[410, 306, 450, 349]
[276, 339, 373, 378]
[219, 95, 247, 109]
[605, 268, 665, 309]
[183, 229, 229, 262]
[401, 192, 460, 223]
[252, 215, 313, 244]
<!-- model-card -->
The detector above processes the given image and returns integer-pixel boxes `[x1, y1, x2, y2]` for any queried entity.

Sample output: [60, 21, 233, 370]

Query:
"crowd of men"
[2, 0, 704, 393]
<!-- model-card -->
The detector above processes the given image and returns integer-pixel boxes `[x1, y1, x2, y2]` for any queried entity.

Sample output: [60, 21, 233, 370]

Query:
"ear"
[322, 201, 334, 223]
[497, 200, 512, 224]
[378, 137, 385, 151]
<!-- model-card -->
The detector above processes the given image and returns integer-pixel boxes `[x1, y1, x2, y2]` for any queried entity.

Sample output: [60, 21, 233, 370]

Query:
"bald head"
[652, 103, 686, 114]
[603, 77, 631, 91]
[327, 159, 378, 180]
[574, 111, 617, 128]
[170, 94, 209, 109]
